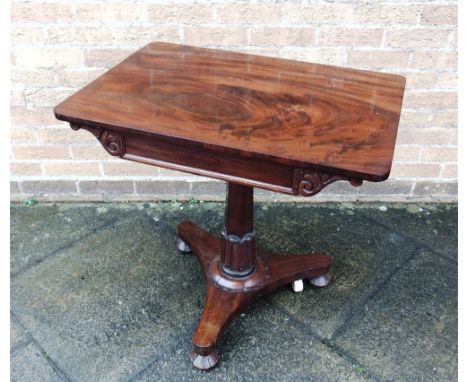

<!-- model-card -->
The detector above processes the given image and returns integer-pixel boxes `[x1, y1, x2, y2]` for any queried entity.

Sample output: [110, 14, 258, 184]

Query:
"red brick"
[11, 107, 58, 126]
[11, 2, 73, 23]
[354, 4, 420, 25]
[441, 165, 457, 179]
[184, 27, 247, 47]
[191, 181, 225, 196]
[10, 181, 21, 195]
[38, 127, 96, 145]
[10, 162, 43, 176]
[430, 111, 457, 128]
[44, 162, 101, 176]
[393, 145, 421, 162]
[71, 145, 111, 160]
[348, 50, 409, 70]
[216, 4, 281, 24]
[148, 4, 214, 24]
[357, 180, 414, 195]
[286, 4, 353, 24]
[11, 128, 37, 144]
[391, 163, 441, 178]
[404, 92, 457, 110]
[319, 28, 383, 47]
[386, 29, 451, 49]
[413, 181, 457, 195]
[420, 5, 457, 25]
[421, 146, 457, 162]
[103, 162, 158, 177]
[251, 28, 315, 47]
[396, 129, 452, 145]
[21, 180, 77, 194]
[84, 49, 134, 68]
[13, 145, 70, 160]
[75, 3, 145, 24]
[136, 181, 190, 196]
[79, 181, 134, 195]
[411, 51, 457, 69]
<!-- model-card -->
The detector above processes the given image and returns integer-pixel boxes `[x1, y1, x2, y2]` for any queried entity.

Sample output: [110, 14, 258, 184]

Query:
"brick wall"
[10, 0, 458, 202]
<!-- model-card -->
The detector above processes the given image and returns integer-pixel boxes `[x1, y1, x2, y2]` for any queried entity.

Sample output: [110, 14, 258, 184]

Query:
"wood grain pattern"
[55, 42, 405, 182]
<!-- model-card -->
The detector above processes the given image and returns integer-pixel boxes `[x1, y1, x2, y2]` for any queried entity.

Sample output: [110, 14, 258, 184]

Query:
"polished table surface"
[54, 42, 406, 370]
[55, 42, 405, 190]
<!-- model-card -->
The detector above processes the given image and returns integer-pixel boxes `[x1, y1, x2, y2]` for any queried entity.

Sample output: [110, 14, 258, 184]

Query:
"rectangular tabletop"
[55, 42, 406, 194]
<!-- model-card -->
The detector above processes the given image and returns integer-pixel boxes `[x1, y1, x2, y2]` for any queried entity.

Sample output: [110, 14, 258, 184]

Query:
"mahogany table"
[54, 42, 405, 370]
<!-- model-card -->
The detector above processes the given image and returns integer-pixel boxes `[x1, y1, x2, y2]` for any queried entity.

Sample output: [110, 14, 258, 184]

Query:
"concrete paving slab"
[359, 204, 457, 260]
[11, 213, 207, 382]
[254, 204, 419, 339]
[10, 315, 30, 354]
[333, 248, 457, 381]
[143, 201, 225, 238]
[10, 204, 132, 277]
[10, 202, 457, 381]
[11, 343, 64, 382]
[133, 302, 370, 382]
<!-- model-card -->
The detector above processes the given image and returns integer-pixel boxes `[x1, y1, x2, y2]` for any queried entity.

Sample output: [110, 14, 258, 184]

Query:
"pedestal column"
[220, 183, 255, 277]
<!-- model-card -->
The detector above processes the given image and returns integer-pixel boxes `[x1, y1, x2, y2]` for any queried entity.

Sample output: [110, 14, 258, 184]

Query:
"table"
[54, 42, 405, 370]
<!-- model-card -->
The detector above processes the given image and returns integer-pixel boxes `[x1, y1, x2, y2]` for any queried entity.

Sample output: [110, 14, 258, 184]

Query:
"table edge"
[54, 108, 392, 182]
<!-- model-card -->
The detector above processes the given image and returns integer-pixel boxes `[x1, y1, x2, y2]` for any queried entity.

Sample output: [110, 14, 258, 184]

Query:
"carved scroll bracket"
[70, 123, 125, 157]
[293, 169, 363, 197]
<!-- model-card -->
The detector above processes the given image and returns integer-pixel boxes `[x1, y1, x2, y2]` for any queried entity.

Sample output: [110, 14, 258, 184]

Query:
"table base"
[177, 219, 331, 370]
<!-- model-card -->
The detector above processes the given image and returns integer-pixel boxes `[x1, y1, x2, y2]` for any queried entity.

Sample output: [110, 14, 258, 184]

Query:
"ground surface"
[10, 202, 457, 382]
